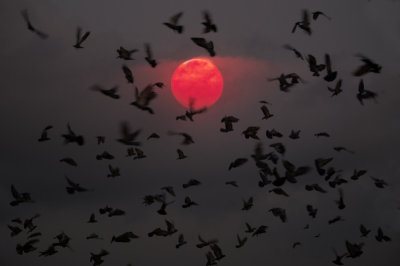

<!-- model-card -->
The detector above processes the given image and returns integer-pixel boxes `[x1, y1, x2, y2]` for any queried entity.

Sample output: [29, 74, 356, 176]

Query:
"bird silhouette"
[144, 43, 157, 67]
[360, 224, 371, 237]
[353, 54, 382, 76]
[220, 116, 239, 132]
[10, 185, 34, 206]
[62, 123, 84, 145]
[229, 158, 248, 170]
[202, 11, 217, 33]
[111, 232, 139, 243]
[292, 10, 312, 35]
[375, 227, 391, 242]
[269, 208, 287, 222]
[357, 79, 378, 105]
[91, 85, 120, 99]
[163, 12, 184, 33]
[65, 176, 90, 194]
[312, 11, 331, 20]
[117, 46, 138, 60]
[117, 122, 141, 146]
[191, 37, 216, 57]
[130, 84, 158, 114]
[168, 131, 195, 145]
[176, 234, 187, 248]
[73, 27, 90, 48]
[328, 79, 343, 96]
[38, 125, 53, 142]
[60, 157, 78, 166]
[324, 54, 337, 82]
[21, 9, 48, 39]
[307, 54, 326, 76]
[196, 235, 218, 248]
[283, 44, 303, 60]
[122, 65, 134, 83]
[235, 234, 248, 248]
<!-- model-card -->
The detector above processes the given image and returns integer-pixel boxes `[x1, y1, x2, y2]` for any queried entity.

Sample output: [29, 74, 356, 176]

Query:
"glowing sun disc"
[171, 58, 223, 109]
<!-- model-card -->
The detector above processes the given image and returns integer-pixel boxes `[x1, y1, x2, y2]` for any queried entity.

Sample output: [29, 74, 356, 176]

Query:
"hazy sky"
[1, 0, 400, 265]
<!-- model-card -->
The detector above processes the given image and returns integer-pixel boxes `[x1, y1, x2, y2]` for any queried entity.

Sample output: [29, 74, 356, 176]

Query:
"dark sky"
[1, 0, 400, 265]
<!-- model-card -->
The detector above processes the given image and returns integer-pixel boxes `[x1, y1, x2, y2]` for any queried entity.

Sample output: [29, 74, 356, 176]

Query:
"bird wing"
[170, 12, 183, 24]
[11, 185, 20, 199]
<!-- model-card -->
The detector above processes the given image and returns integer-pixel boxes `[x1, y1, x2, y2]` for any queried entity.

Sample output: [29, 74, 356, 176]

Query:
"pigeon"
[191, 37, 216, 57]
[236, 234, 248, 248]
[131, 84, 158, 114]
[65, 176, 90, 194]
[220, 116, 239, 132]
[73, 27, 90, 48]
[168, 131, 195, 145]
[375, 227, 391, 242]
[229, 158, 248, 170]
[283, 44, 303, 60]
[292, 10, 312, 35]
[261, 105, 274, 120]
[357, 79, 377, 105]
[60, 157, 77, 166]
[176, 234, 187, 248]
[182, 179, 201, 188]
[328, 79, 343, 96]
[144, 43, 157, 67]
[10, 185, 33, 206]
[324, 53, 337, 82]
[38, 125, 53, 142]
[353, 54, 382, 76]
[196, 235, 218, 248]
[117, 46, 138, 60]
[117, 122, 141, 146]
[21, 9, 48, 39]
[163, 12, 184, 33]
[122, 65, 134, 83]
[269, 208, 287, 223]
[62, 123, 84, 145]
[312, 11, 331, 20]
[360, 224, 371, 237]
[111, 232, 138, 243]
[202, 11, 217, 33]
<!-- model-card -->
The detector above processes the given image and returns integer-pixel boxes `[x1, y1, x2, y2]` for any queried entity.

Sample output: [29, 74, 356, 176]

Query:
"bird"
[163, 12, 184, 33]
[133, 148, 146, 159]
[39, 245, 58, 257]
[191, 37, 216, 57]
[357, 79, 378, 105]
[305, 183, 327, 193]
[168, 131, 195, 145]
[324, 53, 337, 82]
[283, 44, 303, 60]
[10, 185, 33, 206]
[38, 125, 53, 142]
[60, 157, 78, 166]
[176, 149, 187, 159]
[122, 65, 134, 83]
[335, 188, 346, 209]
[266, 129, 282, 139]
[375, 227, 391, 242]
[312, 11, 331, 20]
[307, 54, 326, 76]
[91, 85, 120, 99]
[107, 165, 120, 178]
[328, 216, 344, 224]
[315, 157, 333, 175]
[196, 235, 218, 248]
[8, 225, 22, 237]
[116, 46, 138, 60]
[161, 186, 176, 197]
[353, 54, 382, 76]
[314, 132, 330, 137]
[350, 169, 367, 180]
[241, 197, 253, 210]
[229, 158, 248, 170]
[333, 146, 354, 154]
[245, 222, 256, 233]
[147, 133, 160, 140]
[270, 142, 285, 154]
[306, 205, 318, 218]
[261, 105, 274, 120]
[202, 11, 217, 33]
[269, 188, 290, 197]
[258, 171, 271, 187]
[269, 208, 287, 223]
[242, 126, 260, 139]
[65, 176, 90, 194]
[220, 116, 239, 132]
[206, 251, 217, 266]
[182, 196, 198, 208]
[345, 241, 364, 258]
[236, 234, 248, 248]
[117, 122, 141, 146]
[111, 232, 139, 243]
[130, 84, 157, 114]
[144, 43, 157, 67]
[289, 130, 301, 139]
[87, 213, 97, 223]
[252, 225, 268, 236]
[176, 234, 187, 248]
[292, 242, 301, 248]
[86, 233, 102, 240]
[96, 136, 105, 144]
[182, 179, 201, 188]
[21, 9, 48, 39]
[62, 123, 84, 145]
[292, 10, 312, 35]
[210, 243, 225, 260]
[360, 224, 371, 237]
[328, 79, 343, 96]
[184, 99, 208, 122]
[73, 27, 90, 48]
[370, 177, 388, 188]
[96, 151, 114, 160]
[16, 239, 39, 255]
[225, 180, 238, 187]
[90, 249, 109, 266]
[332, 248, 347, 265]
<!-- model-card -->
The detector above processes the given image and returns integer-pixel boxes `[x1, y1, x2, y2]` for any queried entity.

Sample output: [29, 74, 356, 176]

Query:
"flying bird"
[91, 85, 120, 99]
[73, 27, 90, 48]
[163, 12, 184, 33]
[283, 44, 303, 60]
[122, 65, 134, 83]
[65, 176, 90, 194]
[328, 79, 343, 96]
[312, 11, 331, 20]
[324, 53, 337, 82]
[117, 122, 141, 146]
[191, 37, 216, 57]
[202, 11, 217, 33]
[353, 54, 382, 76]
[21, 9, 48, 39]
[261, 105, 274, 120]
[10, 185, 33, 206]
[229, 158, 248, 170]
[117, 46, 138, 60]
[292, 10, 312, 35]
[168, 131, 195, 145]
[357, 79, 378, 105]
[62, 123, 84, 146]
[38, 125, 53, 142]
[144, 43, 157, 67]
[220, 116, 239, 132]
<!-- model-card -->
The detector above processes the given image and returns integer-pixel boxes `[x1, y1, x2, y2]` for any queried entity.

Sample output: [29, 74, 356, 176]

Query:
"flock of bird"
[7, 6, 395, 266]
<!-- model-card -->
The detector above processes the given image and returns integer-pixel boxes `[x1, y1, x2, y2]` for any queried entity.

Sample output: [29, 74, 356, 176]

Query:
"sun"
[171, 58, 223, 109]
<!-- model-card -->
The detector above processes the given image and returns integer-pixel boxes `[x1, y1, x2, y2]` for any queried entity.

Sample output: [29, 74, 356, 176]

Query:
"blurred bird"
[324, 53, 337, 82]
[122, 65, 134, 83]
[111, 232, 138, 243]
[21, 9, 48, 39]
[182, 179, 201, 188]
[107, 165, 120, 178]
[177, 149, 187, 160]
[375, 227, 391, 242]
[62, 123, 84, 146]
[328, 79, 343, 96]
[168, 131, 195, 145]
[266, 129, 282, 139]
[332, 248, 347, 265]
[292, 10, 312, 35]
[210, 243, 225, 260]
[60, 157, 77, 166]
[182, 196, 198, 208]
[360, 224, 371, 237]
[38, 125, 53, 142]
[261, 105, 274, 120]
[96, 136, 105, 144]
[147, 133, 160, 140]
[117, 122, 141, 146]
[241, 197, 253, 211]
[289, 130, 301, 139]
[345, 241, 364, 258]
[335, 188, 346, 209]
[306, 205, 318, 218]
[91, 85, 120, 99]
[117, 46, 138, 60]
[202, 11, 217, 33]
[353, 54, 382, 76]
[236, 234, 248, 248]
[252, 225, 268, 236]
[245, 223, 256, 233]
[65, 176, 90, 194]
[350, 169, 367, 180]
[163, 12, 184, 33]
[269, 208, 287, 223]
[307, 54, 326, 76]
[242, 126, 260, 139]
[191, 37, 216, 57]
[87, 213, 97, 223]
[10, 185, 33, 206]
[196, 235, 218, 248]
[16, 239, 39, 255]
[229, 158, 248, 170]
[328, 216, 344, 224]
[283, 44, 303, 60]
[357, 79, 377, 105]
[312, 11, 331, 20]
[133, 148, 146, 159]
[370, 177, 388, 188]
[220, 116, 239, 132]
[96, 151, 114, 160]
[131, 84, 158, 114]
[176, 234, 187, 248]
[144, 43, 157, 67]
[73, 27, 90, 48]
[225, 180, 238, 187]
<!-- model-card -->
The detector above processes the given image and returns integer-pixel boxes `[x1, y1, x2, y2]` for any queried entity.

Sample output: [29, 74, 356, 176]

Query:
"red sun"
[171, 58, 223, 109]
